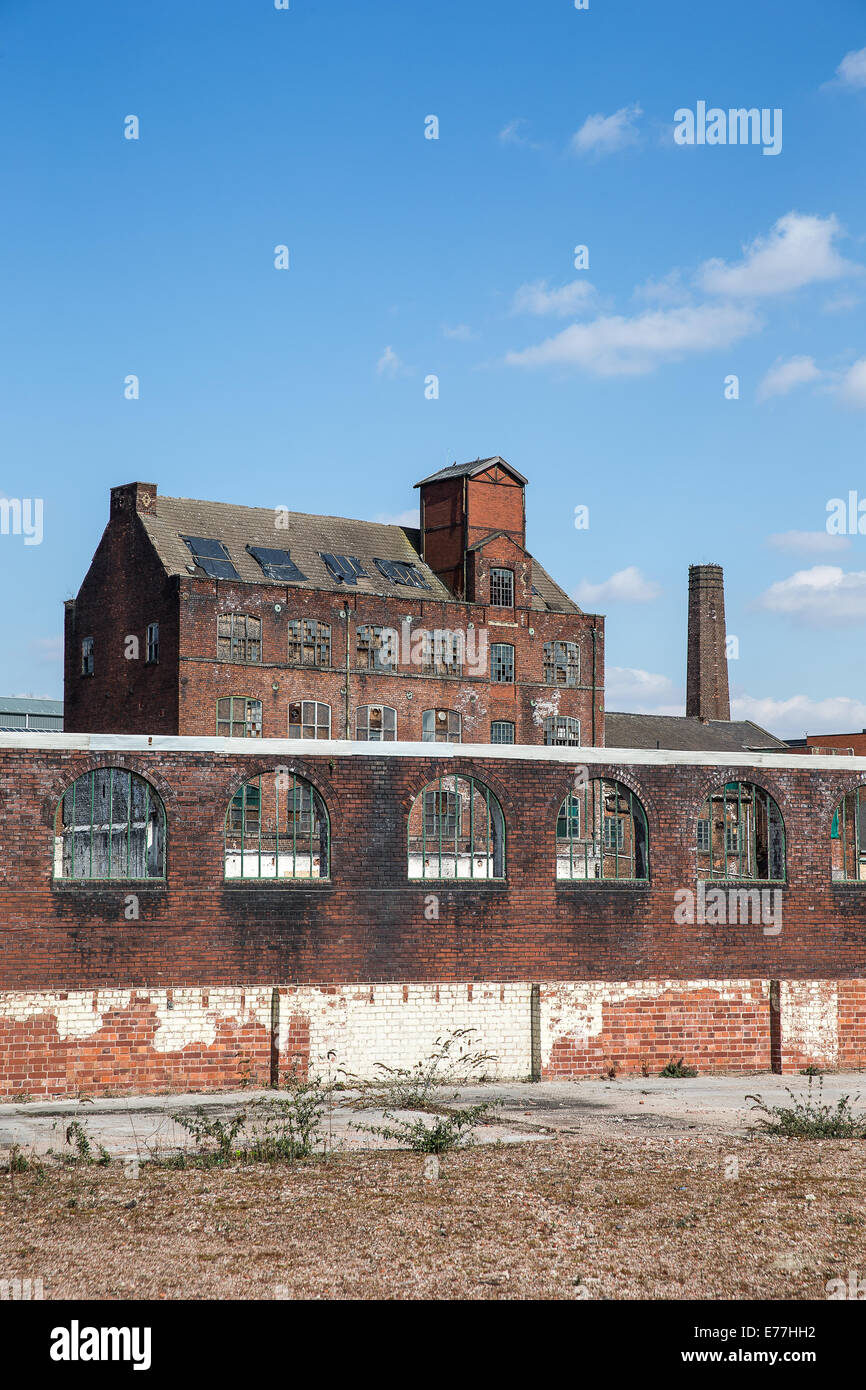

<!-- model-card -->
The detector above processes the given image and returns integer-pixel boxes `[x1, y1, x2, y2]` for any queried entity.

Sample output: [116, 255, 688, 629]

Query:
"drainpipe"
[344, 606, 351, 738]
[591, 622, 598, 746]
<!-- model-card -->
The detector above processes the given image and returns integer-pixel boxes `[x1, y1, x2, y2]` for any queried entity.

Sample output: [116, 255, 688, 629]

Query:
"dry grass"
[2, 1131, 865, 1300]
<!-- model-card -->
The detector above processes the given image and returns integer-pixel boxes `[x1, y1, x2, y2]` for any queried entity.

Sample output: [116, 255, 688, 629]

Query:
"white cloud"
[732, 693, 866, 739]
[834, 47, 866, 90]
[758, 565, 866, 624]
[697, 212, 859, 298]
[29, 637, 63, 664]
[499, 119, 541, 149]
[571, 103, 642, 157]
[376, 345, 404, 377]
[372, 508, 417, 527]
[506, 302, 758, 377]
[756, 355, 822, 401]
[632, 270, 690, 305]
[442, 323, 475, 341]
[605, 666, 683, 713]
[768, 530, 850, 555]
[837, 358, 866, 407]
[511, 279, 596, 317]
[574, 566, 661, 607]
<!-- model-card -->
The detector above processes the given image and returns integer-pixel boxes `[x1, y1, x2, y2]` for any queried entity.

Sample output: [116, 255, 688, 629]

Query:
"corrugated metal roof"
[0, 696, 63, 715]
[605, 712, 787, 752]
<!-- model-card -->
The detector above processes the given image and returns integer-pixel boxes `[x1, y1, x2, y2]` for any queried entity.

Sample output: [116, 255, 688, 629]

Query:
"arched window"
[696, 781, 785, 882]
[355, 705, 397, 741]
[831, 788, 866, 881]
[408, 775, 505, 880]
[224, 771, 329, 880]
[54, 768, 166, 881]
[556, 778, 648, 881]
[422, 708, 461, 743]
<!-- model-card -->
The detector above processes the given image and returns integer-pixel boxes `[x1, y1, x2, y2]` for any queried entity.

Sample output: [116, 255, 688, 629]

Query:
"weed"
[747, 1077, 866, 1139]
[349, 1029, 498, 1111]
[353, 1103, 494, 1153]
[661, 1057, 698, 1079]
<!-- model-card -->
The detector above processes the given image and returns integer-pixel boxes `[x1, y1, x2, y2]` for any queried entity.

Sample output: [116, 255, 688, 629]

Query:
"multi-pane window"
[490, 568, 514, 607]
[288, 701, 331, 740]
[421, 630, 463, 677]
[422, 709, 462, 743]
[54, 769, 166, 881]
[81, 637, 94, 676]
[831, 787, 866, 881]
[556, 779, 648, 882]
[544, 716, 581, 747]
[408, 775, 505, 880]
[491, 643, 514, 684]
[355, 705, 397, 741]
[217, 614, 262, 664]
[544, 641, 580, 687]
[491, 721, 515, 745]
[224, 772, 329, 880]
[695, 782, 785, 882]
[216, 697, 263, 738]
[357, 625, 395, 672]
[146, 622, 159, 664]
[287, 620, 331, 667]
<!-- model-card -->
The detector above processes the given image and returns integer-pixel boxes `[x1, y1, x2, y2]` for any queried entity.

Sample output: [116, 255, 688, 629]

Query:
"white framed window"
[490, 568, 514, 607]
[355, 705, 397, 741]
[422, 709, 462, 743]
[288, 701, 331, 740]
[491, 643, 514, 683]
[146, 622, 159, 664]
[544, 716, 581, 747]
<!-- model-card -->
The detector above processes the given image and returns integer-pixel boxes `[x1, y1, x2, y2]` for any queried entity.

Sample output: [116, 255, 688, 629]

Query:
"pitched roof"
[414, 456, 528, 487]
[604, 712, 787, 753]
[137, 493, 578, 612]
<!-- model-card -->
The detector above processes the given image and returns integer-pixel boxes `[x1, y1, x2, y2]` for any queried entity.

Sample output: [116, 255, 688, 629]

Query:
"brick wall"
[2, 739, 866, 1096]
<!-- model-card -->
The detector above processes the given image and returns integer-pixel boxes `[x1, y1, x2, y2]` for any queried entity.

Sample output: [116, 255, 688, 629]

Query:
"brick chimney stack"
[686, 563, 730, 722]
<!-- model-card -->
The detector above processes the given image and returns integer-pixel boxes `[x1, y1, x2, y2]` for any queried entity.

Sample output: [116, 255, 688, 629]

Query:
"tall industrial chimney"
[686, 564, 730, 722]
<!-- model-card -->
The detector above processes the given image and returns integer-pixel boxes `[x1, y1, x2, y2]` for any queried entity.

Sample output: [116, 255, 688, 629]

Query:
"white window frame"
[355, 705, 397, 741]
[288, 700, 331, 740]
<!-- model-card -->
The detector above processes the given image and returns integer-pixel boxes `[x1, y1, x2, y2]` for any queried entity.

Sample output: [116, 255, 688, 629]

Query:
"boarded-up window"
[217, 615, 262, 663]
[287, 620, 331, 667]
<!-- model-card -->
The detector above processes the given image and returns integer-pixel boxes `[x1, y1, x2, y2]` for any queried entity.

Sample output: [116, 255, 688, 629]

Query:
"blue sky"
[1, 0, 865, 737]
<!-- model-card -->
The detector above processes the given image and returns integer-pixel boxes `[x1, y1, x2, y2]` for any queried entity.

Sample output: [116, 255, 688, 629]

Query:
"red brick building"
[63, 458, 604, 747]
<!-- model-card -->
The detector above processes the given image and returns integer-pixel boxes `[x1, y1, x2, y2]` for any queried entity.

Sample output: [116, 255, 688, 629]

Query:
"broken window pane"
[490, 643, 514, 683]
[355, 705, 397, 741]
[357, 625, 395, 672]
[422, 709, 462, 743]
[54, 768, 166, 881]
[181, 536, 240, 580]
[831, 787, 866, 881]
[491, 721, 515, 744]
[408, 775, 505, 881]
[287, 620, 331, 667]
[489, 568, 514, 607]
[287, 700, 331, 739]
[543, 641, 579, 687]
[217, 615, 262, 663]
[556, 779, 648, 882]
[216, 697, 263, 738]
[544, 716, 581, 747]
[695, 781, 785, 882]
[223, 772, 330, 880]
[81, 637, 94, 676]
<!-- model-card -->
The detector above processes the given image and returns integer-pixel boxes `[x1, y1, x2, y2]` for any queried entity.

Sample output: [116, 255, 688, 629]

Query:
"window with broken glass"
[355, 705, 397, 740]
[146, 622, 159, 664]
[81, 637, 94, 676]
[217, 614, 262, 663]
[357, 625, 395, 672]
[216, 697, 263, 738]
[831, 787, 866, 881]
[556, 779, 648, 881]
[489, 568, 514, 607]
[288, 701, 331, 739]
[224, 772, 329, 880]
[287, 620, 331, 667]
[490, 643, 514, 683]
[544, 716, 581, 747]
[422, 709, 462, 743]
[54, 768, 166, 881]
[695, 782, 785, 882]
[420, 630, 463, 677]
[543, 641, 579, 687]
[408, 775, 505, 880]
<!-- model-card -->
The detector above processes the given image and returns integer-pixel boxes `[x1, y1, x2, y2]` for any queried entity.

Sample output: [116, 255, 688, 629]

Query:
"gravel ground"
[2, 1128, 865, 1300]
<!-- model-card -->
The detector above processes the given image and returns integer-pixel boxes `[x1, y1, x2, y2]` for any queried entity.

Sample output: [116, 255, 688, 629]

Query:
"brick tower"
[686, 563, 730, 722]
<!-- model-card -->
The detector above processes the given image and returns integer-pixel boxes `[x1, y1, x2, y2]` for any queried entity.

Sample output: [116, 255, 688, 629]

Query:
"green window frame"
[216, 697, 263, 738]
[408, 775, 505, 881]
[695, 781, 786, 882]
[224, 772, 330, 881]
[556, 778, 648, 881]
[54, 768, 166, 881]
[831, 787, 866, 881]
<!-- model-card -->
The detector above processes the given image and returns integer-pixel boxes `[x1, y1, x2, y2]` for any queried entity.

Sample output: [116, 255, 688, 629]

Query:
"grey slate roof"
[605, 712, 787, 753]
[414, 456, 529, 487]
[140, 494, 577, 611]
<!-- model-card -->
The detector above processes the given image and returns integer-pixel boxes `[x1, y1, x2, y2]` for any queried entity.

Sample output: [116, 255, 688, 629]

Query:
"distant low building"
[0, 696, 63, 732]
[606, 712, 787, 753]
[786, 732, 866, 757]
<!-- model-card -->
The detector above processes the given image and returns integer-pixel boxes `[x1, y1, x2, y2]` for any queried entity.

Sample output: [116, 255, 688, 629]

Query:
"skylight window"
[320, 553, 368, 585]
[180, 536, 240, 580]
[373, 558, 430, 589]
[246, 545, 308, 583]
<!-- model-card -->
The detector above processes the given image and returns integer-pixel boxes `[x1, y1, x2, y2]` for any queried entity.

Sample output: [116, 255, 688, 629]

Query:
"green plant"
[747, 1078, 866, 1138]
[172, 1074, 329, 1167]
[350, 1029, 499, 1111]
[353, 1103, 494, 1153]
[660, 1057, 698, 1078]
[800, 1065, 823, 1077]
[61, 1121, 111, 1166]
[172, 1107, 248, 1165]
